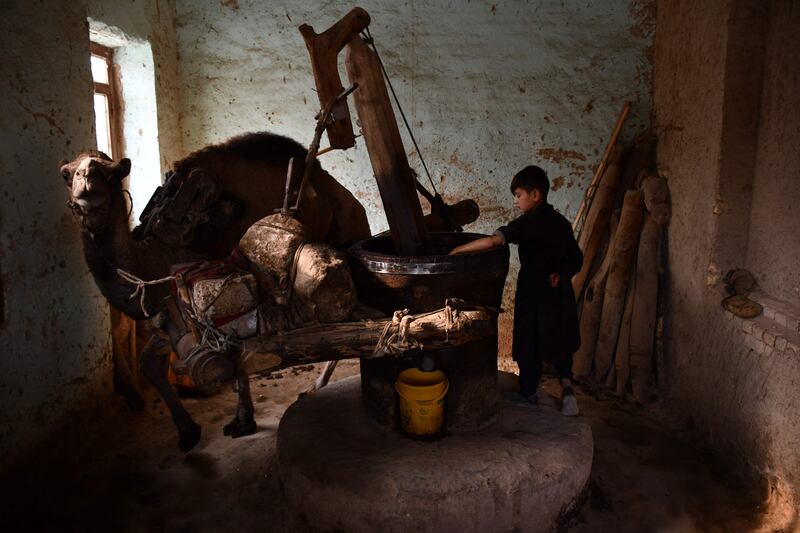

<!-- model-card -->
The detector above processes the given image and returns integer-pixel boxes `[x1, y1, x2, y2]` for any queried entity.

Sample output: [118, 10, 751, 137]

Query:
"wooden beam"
[345, 36, 430, 255]
[299, 7, 370, 150]
[239, 308, 494, 375]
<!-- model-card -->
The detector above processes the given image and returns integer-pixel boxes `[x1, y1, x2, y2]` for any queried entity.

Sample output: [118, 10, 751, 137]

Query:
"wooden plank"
[345, 36, 430, 255]
[299, 7, 370, 150]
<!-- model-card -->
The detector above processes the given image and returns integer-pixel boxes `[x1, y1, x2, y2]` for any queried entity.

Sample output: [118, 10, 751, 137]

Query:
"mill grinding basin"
[349, 232, 509, 432]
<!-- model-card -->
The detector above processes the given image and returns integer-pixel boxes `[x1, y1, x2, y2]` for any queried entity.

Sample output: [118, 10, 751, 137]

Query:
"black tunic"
[497, 203, 583, 364]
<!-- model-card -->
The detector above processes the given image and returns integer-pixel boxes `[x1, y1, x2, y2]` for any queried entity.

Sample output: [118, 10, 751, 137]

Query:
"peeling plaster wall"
[174, 0, 655, 355]
[655, 0, 800, 517]
[745, 1, 800, 308]
[0, 0, 182, 467]
[0, 1, 112, 465]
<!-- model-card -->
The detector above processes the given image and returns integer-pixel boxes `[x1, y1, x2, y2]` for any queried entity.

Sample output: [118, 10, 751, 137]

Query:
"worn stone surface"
[654, 0, 800, 517]
[277, 375, 593, 533]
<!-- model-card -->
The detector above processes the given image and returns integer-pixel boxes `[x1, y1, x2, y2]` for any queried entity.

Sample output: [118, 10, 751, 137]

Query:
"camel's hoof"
[223, 416, 257, 438]
[178, 421, 202, 452]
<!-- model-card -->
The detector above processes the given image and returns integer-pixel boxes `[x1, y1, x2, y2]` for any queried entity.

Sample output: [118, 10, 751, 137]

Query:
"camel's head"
[60, 151, 131, 233]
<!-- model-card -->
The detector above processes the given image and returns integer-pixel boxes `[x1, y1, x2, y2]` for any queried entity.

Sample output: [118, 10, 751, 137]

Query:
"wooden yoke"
[345, 36, 430, 255]
[299, 8, 370, 150]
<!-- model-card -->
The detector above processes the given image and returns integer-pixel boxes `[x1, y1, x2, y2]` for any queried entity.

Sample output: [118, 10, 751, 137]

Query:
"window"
[90, 42, 120, 159]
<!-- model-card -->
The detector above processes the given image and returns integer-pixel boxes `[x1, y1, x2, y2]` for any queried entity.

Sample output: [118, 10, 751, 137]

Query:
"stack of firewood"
[571, 133, 670, 403]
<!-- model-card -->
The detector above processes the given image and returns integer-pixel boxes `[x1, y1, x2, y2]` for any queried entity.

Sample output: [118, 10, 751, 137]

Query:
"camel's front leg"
[223, 368, 257, 438]
[139, 333, 201, 452]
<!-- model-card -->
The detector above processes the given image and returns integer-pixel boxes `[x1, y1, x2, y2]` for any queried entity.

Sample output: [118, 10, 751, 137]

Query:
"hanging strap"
[360, 27, 440, 198]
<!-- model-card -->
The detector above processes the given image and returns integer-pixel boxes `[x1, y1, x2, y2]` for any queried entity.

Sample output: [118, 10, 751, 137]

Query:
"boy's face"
[513, 187, 541, 213]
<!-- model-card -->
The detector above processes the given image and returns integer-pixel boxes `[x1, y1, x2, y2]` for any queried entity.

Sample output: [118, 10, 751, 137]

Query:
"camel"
[60, 132, 372, 451]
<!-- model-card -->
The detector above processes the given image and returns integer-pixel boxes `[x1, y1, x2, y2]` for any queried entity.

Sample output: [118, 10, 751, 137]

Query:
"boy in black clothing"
[450, 166, 583, 416]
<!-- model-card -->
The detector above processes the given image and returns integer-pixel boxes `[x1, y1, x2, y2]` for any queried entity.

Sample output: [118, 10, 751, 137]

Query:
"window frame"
[90, 42, 122, 160]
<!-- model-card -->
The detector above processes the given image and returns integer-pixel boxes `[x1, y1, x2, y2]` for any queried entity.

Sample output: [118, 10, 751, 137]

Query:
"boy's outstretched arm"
[449, 234, 504, 255]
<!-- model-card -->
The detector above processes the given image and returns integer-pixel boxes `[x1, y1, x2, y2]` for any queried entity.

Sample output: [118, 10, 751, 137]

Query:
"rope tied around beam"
[373, 309, 422, 357]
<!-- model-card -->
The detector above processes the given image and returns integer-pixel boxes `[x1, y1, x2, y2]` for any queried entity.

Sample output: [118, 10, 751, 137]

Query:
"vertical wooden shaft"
[345, 36, 430, 255]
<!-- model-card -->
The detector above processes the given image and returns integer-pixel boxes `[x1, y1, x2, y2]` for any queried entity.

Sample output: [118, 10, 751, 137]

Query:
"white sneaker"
[561, 387, 579, 416]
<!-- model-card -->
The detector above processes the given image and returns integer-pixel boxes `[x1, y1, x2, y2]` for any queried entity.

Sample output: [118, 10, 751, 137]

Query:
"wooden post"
[299, 7, 371, 150]
[573, 102, 630, 237]
[572, 213, 619, 379]
[629, 214, 660, 402]
[593, 190, 644, 382]
[614, 272, 636, 395]
[572, 148, 623, 299]
[345, 36, 430, 255]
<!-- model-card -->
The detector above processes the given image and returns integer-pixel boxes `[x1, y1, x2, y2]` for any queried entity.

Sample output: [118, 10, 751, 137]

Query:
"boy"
[450, 166, 583, 416]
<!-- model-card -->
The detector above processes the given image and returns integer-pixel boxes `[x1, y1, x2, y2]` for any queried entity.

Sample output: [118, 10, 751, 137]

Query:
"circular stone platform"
[277, 374, 593, 533]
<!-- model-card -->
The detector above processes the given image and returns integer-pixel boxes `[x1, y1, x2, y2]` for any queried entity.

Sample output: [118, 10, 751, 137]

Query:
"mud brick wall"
[654, 0, 800, 514]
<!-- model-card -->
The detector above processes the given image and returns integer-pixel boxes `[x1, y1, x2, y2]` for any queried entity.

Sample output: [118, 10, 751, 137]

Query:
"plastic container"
[395, 368, 449, 435]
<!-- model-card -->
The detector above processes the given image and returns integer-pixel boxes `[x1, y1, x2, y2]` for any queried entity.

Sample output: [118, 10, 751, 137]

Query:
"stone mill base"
[276, 373, 593, 532]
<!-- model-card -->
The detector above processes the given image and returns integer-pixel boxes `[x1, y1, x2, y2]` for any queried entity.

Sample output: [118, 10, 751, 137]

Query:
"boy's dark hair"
[510, 165, 549, 198]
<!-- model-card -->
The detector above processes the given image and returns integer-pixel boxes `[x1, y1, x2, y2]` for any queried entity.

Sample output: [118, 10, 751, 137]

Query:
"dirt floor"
[3, 360, 788, 532]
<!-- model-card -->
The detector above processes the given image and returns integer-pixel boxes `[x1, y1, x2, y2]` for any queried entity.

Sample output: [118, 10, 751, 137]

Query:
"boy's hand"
[547, 273, 560, 288]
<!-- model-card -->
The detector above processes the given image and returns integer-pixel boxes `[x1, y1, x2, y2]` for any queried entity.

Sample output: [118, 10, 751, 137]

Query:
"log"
[613, 271, 636, 395]
[573, 147, 623, 299]
[572, 212, 619, 379]
[629, 213, 661, 402]
[594, 190, 644, 382]
[641, 175, 671, 225]
[345, 36, 430, 255]
[573, 101, 630, 236]
[614, 133, 655, 209]
[299, 7, 370, 149]
[239, 308, 495, 375]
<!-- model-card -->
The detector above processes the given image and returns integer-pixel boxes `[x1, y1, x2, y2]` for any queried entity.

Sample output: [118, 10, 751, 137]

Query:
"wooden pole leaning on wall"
[572, 146, 623, 300]
[299, 7, 371, 150]
[572, 212, 619, 380]
[573, 102, 631, 238]
[629, 213, 660, 402]
[612, 268, 636, 395]
[628, 176, 670, 402]
[345, 35, 430, 255]
[593, 190, 644, 383]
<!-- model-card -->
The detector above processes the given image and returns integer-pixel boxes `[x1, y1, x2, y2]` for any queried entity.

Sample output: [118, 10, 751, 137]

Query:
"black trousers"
[517, 352, 573, 397]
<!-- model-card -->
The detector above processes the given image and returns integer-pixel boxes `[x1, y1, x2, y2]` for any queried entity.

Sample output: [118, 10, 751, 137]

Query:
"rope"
[116, 269, 176, 318]
[122, 189, 134, 221]
[372, 309, 422, 357]
[443, 302, 458, 343]
[185, 315, 241, 361]
[360, 27, 440, 197]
